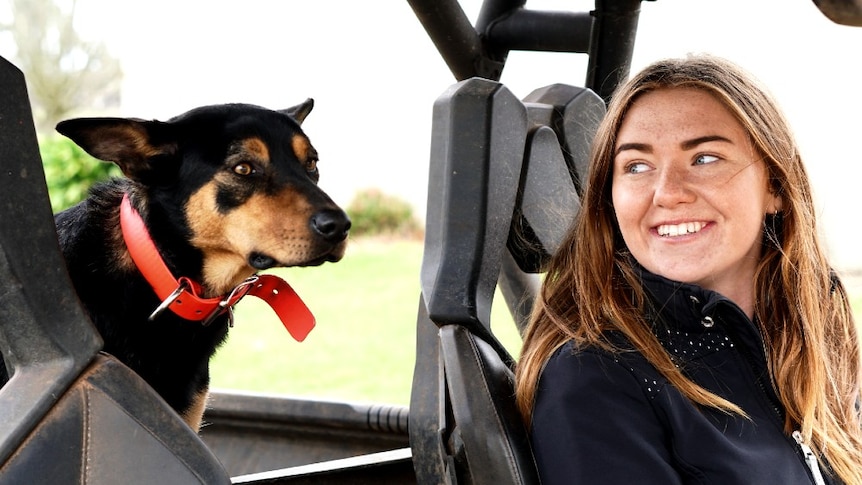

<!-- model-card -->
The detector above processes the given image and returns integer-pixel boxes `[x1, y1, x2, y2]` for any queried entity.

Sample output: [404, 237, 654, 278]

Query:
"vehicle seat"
[0, 55, 230, 485]
[409, 77, 605, 484]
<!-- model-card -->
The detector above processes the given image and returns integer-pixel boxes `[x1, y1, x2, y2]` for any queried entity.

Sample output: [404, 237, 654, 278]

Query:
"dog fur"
[52, 99, 349, 430]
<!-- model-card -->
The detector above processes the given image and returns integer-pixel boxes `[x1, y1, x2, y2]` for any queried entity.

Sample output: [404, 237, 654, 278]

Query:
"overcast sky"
[11, 0, 862, 269]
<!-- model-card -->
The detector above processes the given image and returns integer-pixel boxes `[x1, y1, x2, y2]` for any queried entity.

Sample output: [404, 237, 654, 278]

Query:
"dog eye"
[305, 158, 318, 173]
[233, 163, 255, 176]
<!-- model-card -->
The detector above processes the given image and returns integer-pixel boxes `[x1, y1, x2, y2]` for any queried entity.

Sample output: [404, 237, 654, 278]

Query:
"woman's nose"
[652, 166, 696, 207]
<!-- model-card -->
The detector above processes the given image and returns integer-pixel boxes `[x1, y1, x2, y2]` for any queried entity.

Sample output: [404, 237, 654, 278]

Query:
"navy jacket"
[530, 270, 838, 484]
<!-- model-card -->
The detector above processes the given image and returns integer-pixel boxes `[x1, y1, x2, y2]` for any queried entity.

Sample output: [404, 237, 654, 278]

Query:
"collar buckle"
[200, 276, 260, 327]
[148, 279, 191, 321]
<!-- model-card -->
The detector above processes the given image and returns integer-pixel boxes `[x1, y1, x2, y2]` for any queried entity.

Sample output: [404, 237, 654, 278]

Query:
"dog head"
[56, 99, 350, 294]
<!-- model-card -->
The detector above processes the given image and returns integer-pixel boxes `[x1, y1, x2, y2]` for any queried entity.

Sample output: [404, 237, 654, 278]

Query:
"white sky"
[7, 0, 862, 269]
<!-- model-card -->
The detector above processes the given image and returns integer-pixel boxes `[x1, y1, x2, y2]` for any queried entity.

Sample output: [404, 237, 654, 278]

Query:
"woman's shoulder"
[542, 336, 669, 402]
[547, 333, 657, 370]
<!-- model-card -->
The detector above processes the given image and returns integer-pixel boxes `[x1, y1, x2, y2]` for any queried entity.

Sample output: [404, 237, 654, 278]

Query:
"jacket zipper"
[715, 303, 784, 421]
[716, 304, 827, 485]
[792, 431, 826, 485]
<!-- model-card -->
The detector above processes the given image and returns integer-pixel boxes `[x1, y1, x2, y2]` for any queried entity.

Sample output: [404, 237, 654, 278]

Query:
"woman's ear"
[765, 175, 784, 214]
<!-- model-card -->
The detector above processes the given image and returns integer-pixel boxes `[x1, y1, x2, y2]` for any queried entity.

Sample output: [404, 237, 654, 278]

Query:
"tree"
[0, 0, 122, 135]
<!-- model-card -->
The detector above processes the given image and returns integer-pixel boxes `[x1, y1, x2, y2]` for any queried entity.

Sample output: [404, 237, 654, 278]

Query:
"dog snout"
[310, 209, 351, 243]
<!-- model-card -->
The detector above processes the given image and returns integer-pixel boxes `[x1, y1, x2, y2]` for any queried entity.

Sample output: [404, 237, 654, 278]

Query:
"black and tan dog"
[53, 99, 350, 431]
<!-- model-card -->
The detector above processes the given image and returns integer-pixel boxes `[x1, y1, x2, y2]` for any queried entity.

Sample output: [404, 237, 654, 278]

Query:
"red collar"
[119, 193, 315, 342]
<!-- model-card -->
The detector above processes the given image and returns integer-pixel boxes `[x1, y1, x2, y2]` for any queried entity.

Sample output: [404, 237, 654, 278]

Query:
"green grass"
[209, 238, 522, 406]
[211, 238, 862, 407]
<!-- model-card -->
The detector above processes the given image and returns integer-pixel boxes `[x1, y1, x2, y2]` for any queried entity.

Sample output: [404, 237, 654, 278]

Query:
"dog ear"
[56, 117, 177, 182]
[280, 98, 314, 125]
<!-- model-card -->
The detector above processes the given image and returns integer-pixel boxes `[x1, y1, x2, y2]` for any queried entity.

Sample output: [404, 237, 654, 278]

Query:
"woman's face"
[611, 87, 781, 310]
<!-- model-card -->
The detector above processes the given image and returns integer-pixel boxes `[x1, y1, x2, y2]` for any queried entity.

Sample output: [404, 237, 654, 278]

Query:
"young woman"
[514, 55, 862, 484]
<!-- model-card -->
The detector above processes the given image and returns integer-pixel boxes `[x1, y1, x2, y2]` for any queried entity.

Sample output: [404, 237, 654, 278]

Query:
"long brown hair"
[514, 55, 862, 484]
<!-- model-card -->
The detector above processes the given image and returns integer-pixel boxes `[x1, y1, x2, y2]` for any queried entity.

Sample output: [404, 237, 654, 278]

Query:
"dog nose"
[311, 209, 351, 243]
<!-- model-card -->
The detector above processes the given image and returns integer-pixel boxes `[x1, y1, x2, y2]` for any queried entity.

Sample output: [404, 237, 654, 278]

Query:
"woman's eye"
[624, 161, 651, 174]
[233, 163, 254, 176]
[694, 154, 720, 165]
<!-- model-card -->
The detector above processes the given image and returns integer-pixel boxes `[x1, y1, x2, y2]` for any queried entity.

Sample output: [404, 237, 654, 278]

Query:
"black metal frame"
[407, 0, 646, 100]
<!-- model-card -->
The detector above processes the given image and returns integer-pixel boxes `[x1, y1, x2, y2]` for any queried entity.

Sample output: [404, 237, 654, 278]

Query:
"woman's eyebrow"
[615, 142, 651, 156]
[615, 135, 733, 156]
[680, 135, 732, 150]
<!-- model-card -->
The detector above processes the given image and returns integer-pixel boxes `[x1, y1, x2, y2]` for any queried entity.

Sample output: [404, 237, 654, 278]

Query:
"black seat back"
[0, 55, 230, 485]
[409, 77, 604, 484]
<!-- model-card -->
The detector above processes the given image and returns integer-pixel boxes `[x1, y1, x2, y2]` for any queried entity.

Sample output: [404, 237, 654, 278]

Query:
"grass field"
[209, 237, 521, 406]
[211, 237, 862, 407]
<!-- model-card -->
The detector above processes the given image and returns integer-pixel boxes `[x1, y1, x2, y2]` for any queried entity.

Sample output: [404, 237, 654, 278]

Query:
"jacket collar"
[633, 264, 742, 330]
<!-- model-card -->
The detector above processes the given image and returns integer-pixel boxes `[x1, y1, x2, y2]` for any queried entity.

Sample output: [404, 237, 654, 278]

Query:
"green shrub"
[40, 136, 122, 213]
[346, 188, 422, 238]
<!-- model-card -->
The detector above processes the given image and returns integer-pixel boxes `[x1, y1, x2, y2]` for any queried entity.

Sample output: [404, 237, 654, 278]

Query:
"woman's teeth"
[657, 221, 705, 237]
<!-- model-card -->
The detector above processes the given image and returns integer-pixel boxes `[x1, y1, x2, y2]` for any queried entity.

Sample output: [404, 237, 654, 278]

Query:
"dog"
[52, 99, 350, 431]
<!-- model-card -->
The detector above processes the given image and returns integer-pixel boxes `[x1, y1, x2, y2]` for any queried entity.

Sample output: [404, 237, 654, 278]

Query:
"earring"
[764, 210, 783, 244]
